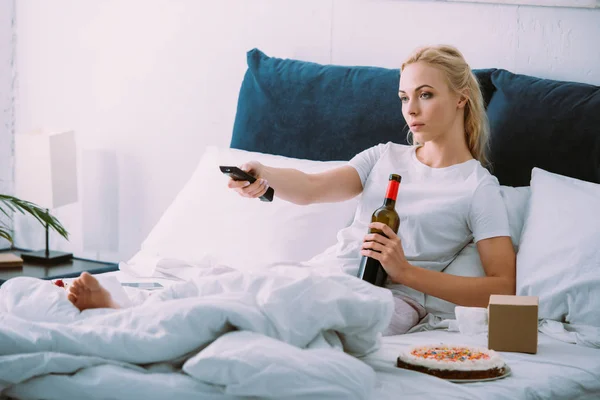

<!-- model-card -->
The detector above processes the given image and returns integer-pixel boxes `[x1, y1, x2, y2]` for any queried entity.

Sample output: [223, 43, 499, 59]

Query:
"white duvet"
[0, 263, 394, 400]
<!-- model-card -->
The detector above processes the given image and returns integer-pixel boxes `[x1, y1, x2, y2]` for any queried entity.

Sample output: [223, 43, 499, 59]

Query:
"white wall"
[12, 0, 600, 263]
[331, 0, 600, 81]
[0, 0, 14, 249]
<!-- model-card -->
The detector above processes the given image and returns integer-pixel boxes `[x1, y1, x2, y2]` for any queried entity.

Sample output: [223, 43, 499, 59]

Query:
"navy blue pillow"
[231, 49, 407, 161]
[486, 70, 600, 186]
[230, 49, 496, 162]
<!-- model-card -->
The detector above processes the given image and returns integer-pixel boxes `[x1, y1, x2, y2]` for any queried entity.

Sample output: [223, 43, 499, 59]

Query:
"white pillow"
[424, 185, 531, 318]
[499, 186, 531, 250]
[517, 168, 600, 346]
[124, 146, 359, 275]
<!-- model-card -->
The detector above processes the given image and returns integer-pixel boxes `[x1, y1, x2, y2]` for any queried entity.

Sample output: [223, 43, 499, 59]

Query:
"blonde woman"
[227, 45, 516, 335]
[67, 46, 516, 337]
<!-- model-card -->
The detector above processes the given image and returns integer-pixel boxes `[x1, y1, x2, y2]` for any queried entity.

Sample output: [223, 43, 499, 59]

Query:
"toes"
[69, 285, 80, 296]
[80, 272, 100, 291]
[67, 293, 78, 304]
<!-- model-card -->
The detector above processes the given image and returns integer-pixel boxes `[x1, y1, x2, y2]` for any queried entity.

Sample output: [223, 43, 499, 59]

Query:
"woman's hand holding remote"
[227, 161, 270, 199]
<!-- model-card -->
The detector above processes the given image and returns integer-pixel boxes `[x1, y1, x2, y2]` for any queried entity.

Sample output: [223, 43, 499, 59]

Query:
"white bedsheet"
[362, 330, 600, 400]
[3, 268, 599, 400]
[0, 263, 393, 400]
[96, 269, 183, 286]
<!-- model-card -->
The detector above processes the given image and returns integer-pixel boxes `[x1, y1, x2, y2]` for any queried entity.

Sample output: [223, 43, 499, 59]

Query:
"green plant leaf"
[0, 209, 12, 243]
[0, 195, 69, 241]
[0, 204, 10, 220]
[0, 227, 11, 243]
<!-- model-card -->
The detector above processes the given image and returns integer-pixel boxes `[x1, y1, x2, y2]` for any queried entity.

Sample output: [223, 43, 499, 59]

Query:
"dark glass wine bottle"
[357, 174, 402, 287]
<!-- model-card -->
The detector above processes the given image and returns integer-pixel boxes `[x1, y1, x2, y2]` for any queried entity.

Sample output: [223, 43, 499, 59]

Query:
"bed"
[1, 49, 599, 399]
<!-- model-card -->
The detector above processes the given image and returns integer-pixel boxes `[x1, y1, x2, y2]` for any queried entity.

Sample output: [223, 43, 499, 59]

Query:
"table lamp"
[14, 130, 78, 264]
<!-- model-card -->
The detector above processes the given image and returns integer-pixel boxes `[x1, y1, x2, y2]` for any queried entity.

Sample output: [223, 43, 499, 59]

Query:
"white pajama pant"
[382, 294, 427, 336]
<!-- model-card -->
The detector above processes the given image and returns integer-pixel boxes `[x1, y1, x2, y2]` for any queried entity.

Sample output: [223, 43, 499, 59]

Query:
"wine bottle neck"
[384, 179, 400, 206]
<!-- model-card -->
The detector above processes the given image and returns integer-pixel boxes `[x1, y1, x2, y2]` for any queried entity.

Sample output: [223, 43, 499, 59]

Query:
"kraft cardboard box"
[488, 295, 538, 354]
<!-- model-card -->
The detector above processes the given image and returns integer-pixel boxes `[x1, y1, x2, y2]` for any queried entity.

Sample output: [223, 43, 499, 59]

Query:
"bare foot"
[67, 272, 120, 311]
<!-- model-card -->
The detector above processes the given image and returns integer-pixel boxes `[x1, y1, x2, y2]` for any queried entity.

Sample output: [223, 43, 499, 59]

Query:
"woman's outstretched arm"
[228, 163, 363, 205]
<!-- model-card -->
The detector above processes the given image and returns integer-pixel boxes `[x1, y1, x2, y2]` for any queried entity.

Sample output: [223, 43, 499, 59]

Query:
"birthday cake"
[396, 344, 507, 380]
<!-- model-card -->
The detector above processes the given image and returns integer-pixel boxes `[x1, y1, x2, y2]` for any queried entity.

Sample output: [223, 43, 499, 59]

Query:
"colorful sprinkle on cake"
[396, 344, 508, 381]
[411, 346, 491, 362]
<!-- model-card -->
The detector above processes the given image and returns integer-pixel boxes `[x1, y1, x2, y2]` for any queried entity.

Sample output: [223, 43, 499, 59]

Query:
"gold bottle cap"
[389, 174, 402, 183]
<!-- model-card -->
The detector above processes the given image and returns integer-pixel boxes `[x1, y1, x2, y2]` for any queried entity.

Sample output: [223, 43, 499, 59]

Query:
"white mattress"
[89, 270, 600, 400]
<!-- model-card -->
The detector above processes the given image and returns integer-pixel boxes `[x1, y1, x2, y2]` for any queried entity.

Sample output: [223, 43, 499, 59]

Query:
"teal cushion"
[487, 70, 600, 186]
[230, 49, 407, 161]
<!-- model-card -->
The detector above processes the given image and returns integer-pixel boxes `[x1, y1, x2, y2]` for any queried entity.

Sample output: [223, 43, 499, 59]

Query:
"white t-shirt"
[307, 142, 510, 305]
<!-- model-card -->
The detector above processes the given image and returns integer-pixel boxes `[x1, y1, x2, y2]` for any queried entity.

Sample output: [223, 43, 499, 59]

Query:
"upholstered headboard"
[231, 49, 600, 187]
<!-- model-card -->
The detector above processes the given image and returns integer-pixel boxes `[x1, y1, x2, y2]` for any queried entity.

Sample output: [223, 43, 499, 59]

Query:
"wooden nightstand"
[0, 248, 119, 286]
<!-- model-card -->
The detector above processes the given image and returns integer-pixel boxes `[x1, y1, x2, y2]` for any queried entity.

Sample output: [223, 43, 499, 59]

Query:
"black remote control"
[219, 166, 274, 202]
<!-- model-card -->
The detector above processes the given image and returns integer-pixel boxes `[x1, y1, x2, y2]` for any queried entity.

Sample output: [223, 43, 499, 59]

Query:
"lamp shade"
[82, 149, 119, 252]
[15, 130, 78, 209]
